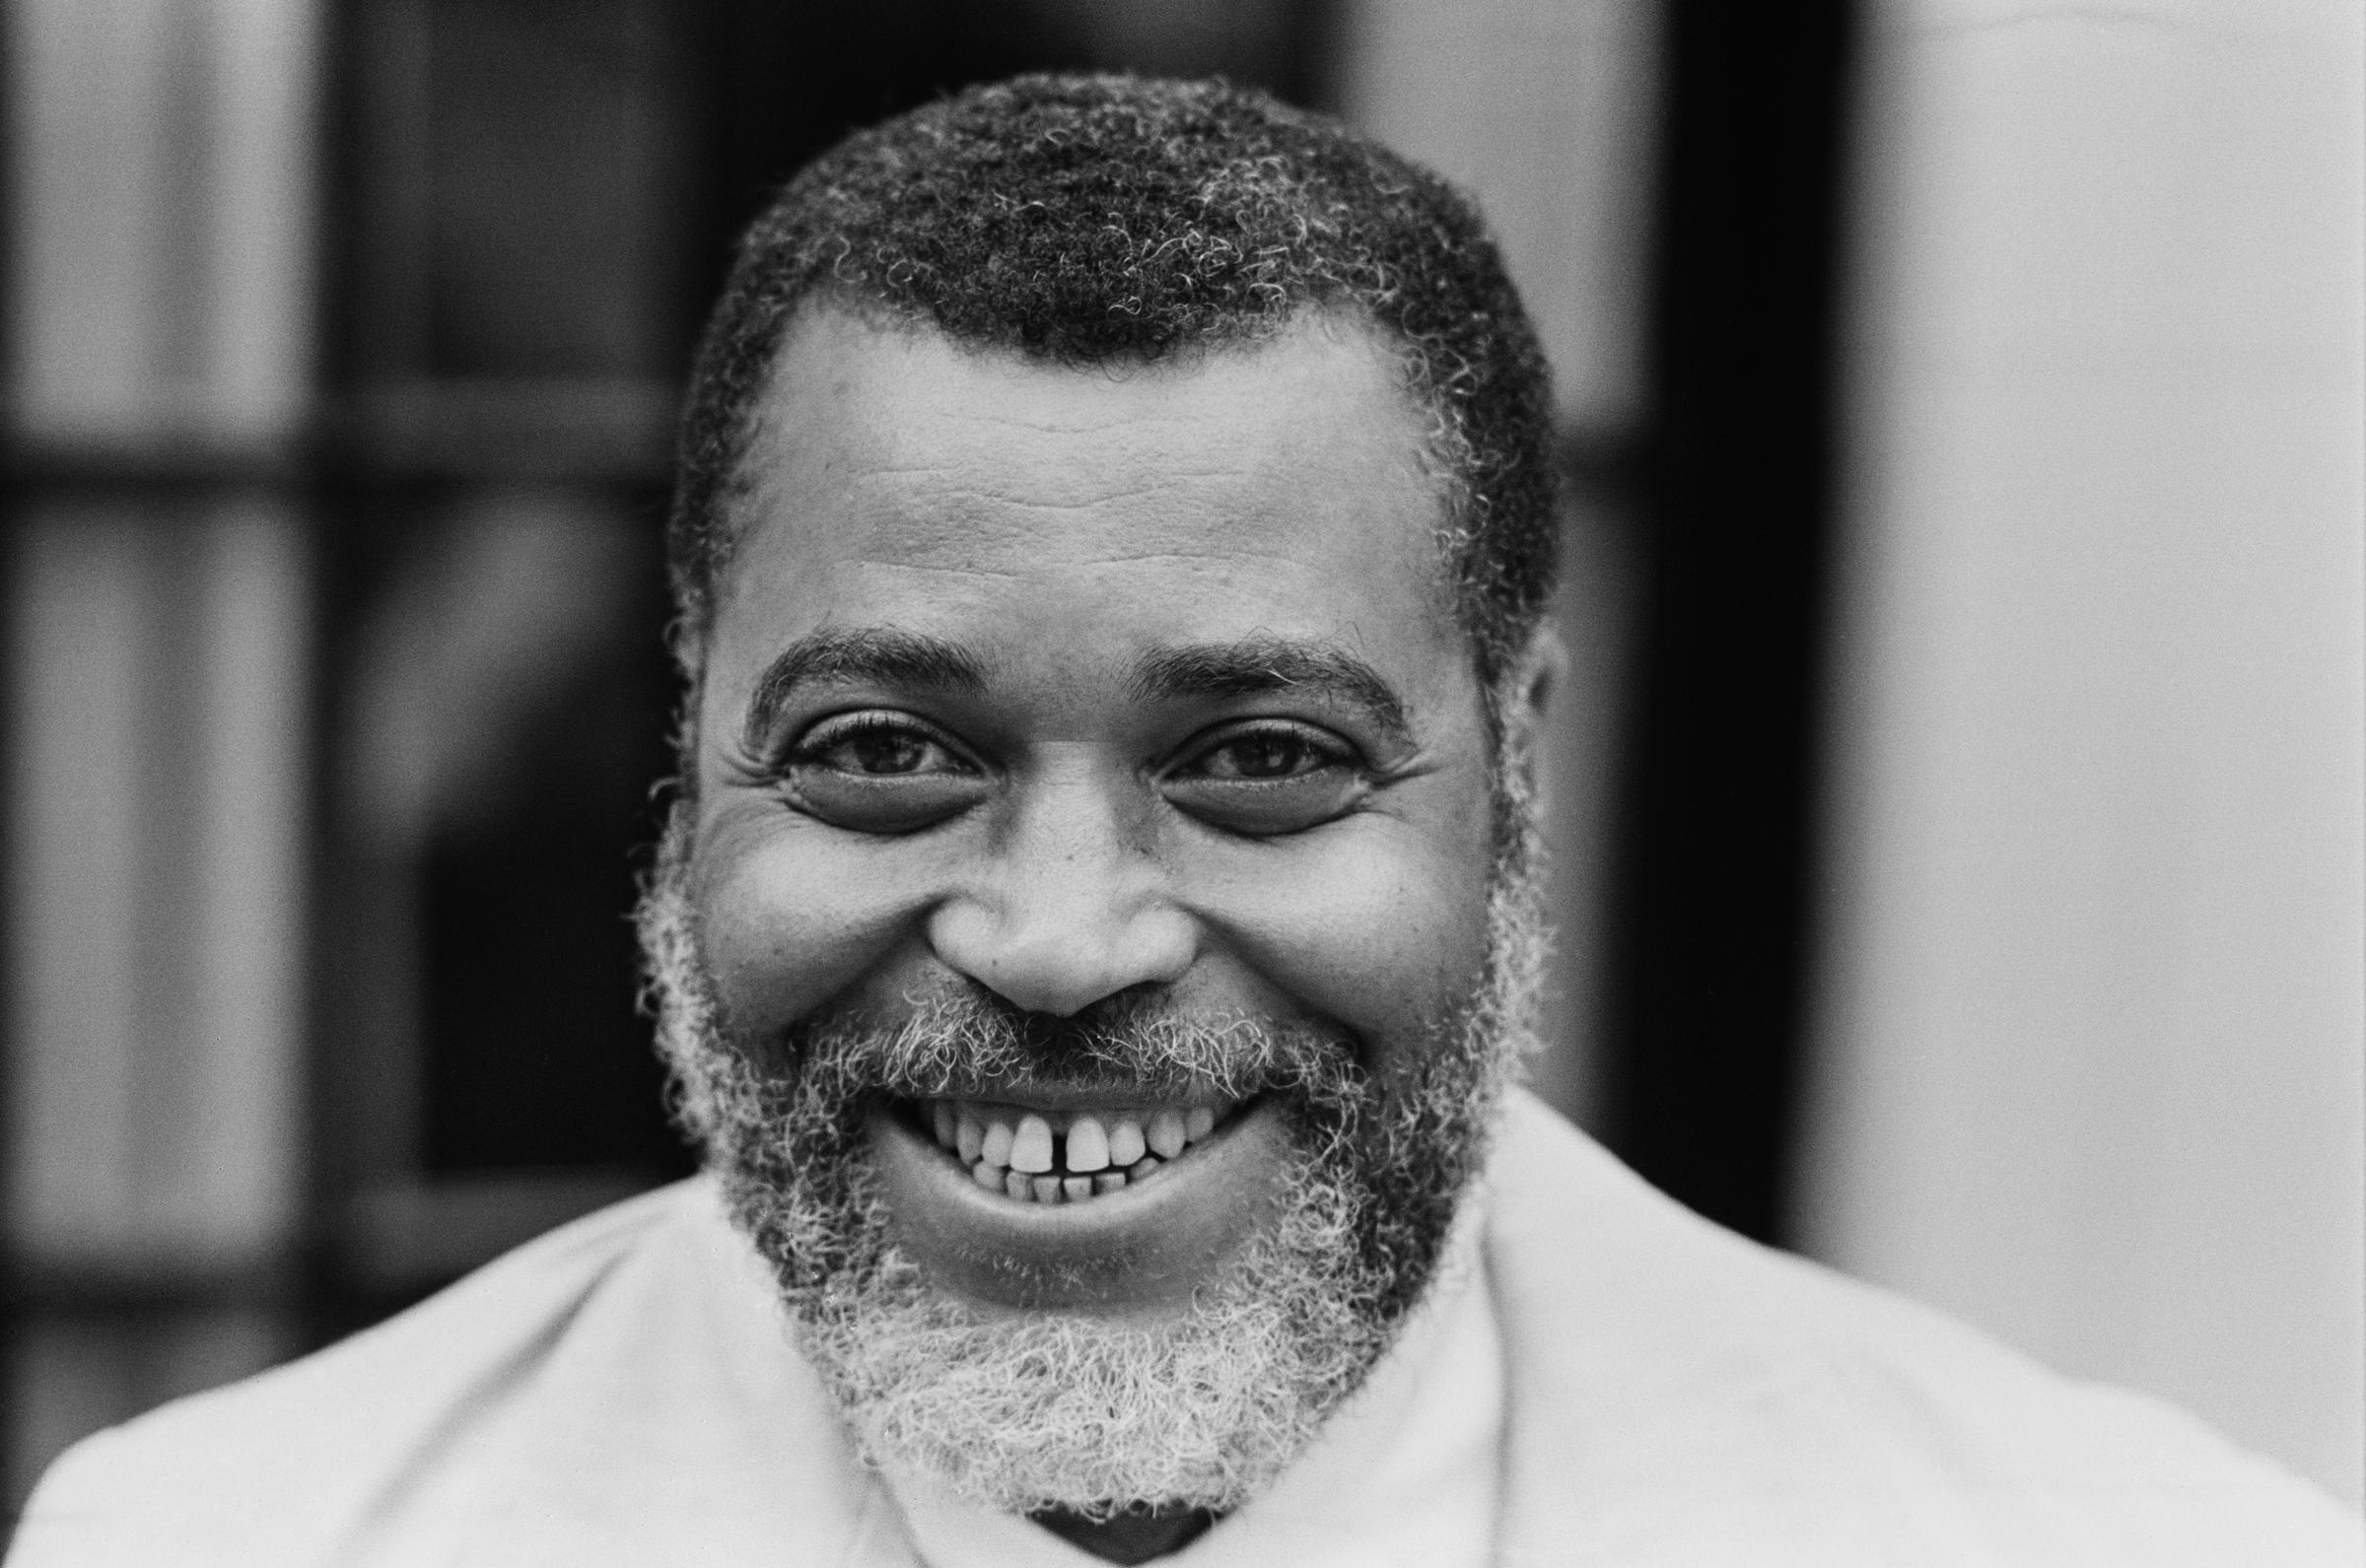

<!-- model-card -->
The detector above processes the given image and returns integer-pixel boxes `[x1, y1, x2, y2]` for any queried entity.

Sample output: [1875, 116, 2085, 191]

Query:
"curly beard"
[635, 789, 1546, 1521]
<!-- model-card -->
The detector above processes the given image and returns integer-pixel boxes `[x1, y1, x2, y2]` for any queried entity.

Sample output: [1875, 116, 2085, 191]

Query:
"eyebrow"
[740, 628, 1415, 750]
[741, 628, 987, 745]
[1129, 638, 1413, 745]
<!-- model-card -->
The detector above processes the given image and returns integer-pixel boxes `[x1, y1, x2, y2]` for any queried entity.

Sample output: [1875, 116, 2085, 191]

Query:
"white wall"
[1803, 0, 2365, 1502]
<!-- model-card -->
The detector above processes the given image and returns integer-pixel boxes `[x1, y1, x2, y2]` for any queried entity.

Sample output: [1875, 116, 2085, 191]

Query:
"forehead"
[710, 307, 1459, 692]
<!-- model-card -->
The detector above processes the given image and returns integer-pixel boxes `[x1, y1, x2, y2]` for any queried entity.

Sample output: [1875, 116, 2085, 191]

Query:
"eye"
[1161, 721, 1365, 836]
[1194, 730, 1332, 781]
[811, 723, 951, 777]
[781, 712, 989, 833]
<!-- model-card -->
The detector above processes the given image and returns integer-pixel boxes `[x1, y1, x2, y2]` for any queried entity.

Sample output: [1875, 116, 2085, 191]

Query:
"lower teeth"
[971, 1155, 1163, 1202]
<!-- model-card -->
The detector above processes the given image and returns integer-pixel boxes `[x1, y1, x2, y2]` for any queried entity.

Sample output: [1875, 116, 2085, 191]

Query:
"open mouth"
[907, 1096, 1244, 1205]
[871, 1088, 1290, 1308]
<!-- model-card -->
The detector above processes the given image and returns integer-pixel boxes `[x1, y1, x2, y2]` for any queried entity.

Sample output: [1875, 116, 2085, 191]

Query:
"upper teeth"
[924, 1099, 1228, 1204]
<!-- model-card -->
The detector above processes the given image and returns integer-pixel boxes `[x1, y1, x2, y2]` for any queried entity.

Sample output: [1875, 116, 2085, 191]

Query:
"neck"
[1031, 1504, 1217, 1563]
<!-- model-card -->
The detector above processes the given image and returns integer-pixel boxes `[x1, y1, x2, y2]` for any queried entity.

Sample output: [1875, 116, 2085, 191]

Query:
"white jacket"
[10, 1093, 2357, 1565]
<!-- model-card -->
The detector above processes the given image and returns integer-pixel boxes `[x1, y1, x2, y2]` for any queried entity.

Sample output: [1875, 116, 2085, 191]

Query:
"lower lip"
[867, 1094, 1295, 1313]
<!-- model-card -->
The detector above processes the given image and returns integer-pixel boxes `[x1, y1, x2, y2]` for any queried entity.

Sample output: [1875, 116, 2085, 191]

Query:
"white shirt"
[10, 1093, 2359, 1566]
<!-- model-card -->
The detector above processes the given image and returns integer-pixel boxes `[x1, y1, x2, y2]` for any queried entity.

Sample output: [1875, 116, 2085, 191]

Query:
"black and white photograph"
[1, 1, 2359, 1562]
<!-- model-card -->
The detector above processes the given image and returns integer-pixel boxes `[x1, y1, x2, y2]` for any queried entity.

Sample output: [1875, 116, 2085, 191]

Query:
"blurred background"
[2, 0, 2358, 1525]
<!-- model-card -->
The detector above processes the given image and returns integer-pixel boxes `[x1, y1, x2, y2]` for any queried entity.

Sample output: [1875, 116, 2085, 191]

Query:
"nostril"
[926, 895, 1195, 1019]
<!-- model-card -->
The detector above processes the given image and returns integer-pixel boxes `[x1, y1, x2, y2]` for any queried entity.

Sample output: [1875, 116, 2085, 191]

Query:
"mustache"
[781, 989, 1361, 1109]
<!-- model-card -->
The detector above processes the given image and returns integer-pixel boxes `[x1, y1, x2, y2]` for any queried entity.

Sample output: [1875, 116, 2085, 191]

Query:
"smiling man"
[11, 73, 2357, 1568]
[636, 79, 1552, 1561]
[659, 303, 1529, 1556]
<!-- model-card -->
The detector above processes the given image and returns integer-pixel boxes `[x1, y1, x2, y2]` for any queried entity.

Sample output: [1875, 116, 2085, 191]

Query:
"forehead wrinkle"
[847, 446, 1260, 512]
[871, 482, 1217, 517]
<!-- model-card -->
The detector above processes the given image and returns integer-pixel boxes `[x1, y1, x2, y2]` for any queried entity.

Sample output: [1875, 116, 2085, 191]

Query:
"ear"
[1496, 622, 1568, 797]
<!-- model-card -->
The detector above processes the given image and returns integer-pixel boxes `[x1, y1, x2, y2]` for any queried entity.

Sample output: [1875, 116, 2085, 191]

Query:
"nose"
[926, 758, 1197, 1017]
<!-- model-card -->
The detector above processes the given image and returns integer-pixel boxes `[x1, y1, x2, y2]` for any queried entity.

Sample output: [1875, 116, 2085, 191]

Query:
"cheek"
[689, 801, 938, 1042]
[1191, 810, 1496, 1064]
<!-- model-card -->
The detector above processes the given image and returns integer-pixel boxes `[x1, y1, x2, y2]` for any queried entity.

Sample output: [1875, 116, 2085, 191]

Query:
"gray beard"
[635, 795, 1547, 1521]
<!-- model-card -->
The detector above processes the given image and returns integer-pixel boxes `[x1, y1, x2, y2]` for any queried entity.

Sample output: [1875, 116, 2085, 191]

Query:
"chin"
[792, 1112, 1395, 1518]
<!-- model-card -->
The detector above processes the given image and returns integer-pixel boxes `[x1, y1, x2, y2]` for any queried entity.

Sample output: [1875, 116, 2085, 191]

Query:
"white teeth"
[980, 1120, 1014, 1169]
[1065, 1116, 1110, 1173]
[1010, 1115, 1055, 1174]
[1105, 1118, 1147, 1167]
[934, 1098, 1233, 1202]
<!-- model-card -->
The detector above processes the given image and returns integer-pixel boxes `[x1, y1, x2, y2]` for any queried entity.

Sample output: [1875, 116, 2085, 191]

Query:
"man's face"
[650, 305, 1537, 1514]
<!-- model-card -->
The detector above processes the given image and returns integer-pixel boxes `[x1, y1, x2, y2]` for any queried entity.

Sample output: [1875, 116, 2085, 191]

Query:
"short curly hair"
[669, 72, 1558, 689]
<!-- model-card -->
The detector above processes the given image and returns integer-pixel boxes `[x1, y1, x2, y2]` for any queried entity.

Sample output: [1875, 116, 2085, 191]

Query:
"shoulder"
[1485, 1093, 2363, 1564]
[5, 1181, 707, 1567]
